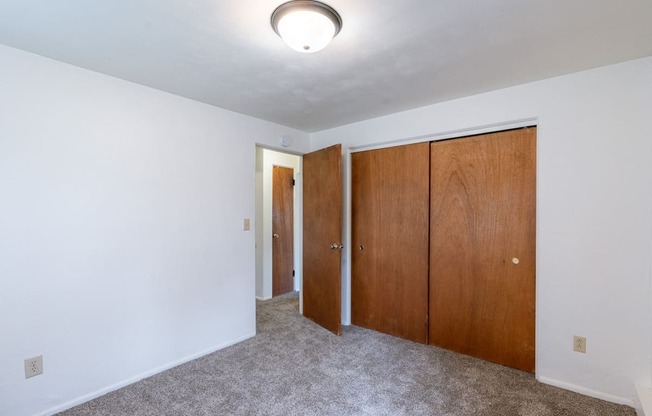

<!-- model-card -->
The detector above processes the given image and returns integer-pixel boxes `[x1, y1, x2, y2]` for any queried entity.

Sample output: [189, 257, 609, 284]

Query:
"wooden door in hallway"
[429, 128, 536, 372]
[272, 166, 294, 297]
[351, 142, 430, 343]
[303, 144, 342, 335]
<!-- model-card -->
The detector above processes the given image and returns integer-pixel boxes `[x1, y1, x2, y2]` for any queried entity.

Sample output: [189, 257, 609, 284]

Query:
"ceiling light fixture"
[271, 0, 342, 54]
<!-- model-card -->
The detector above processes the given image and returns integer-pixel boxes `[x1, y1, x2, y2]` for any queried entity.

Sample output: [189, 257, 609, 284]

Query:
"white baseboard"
[537, 376, 633, 407]
[635, 383, 652, 416]
[256, 296, 272, 301]
[36, 333, 255, 416]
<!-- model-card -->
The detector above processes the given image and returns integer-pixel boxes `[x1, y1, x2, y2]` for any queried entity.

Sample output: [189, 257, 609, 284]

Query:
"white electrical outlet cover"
[24, 355, 43, 379]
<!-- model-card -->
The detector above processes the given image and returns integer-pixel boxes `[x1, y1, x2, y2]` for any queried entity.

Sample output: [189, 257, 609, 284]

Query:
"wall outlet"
[573, 336, 586, 353]
[24, 355, 43, 379]
[243, 218, 251, 231]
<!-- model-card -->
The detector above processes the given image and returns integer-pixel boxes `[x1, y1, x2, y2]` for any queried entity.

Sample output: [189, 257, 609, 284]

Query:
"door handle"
[329, 243, 344, 251]
[273, 233, 279, 239]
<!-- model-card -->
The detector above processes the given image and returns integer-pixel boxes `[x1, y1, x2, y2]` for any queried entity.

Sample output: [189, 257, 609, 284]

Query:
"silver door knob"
[330, 243, 344, 250]
[273, 233, 279, 239]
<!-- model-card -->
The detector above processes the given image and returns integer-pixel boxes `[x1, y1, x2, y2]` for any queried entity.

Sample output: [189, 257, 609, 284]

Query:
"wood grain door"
[272, 166, 294, 297]
[351, 143, 430, 343]
[429, 128, 536, 372]
[303, 144, 342, 335]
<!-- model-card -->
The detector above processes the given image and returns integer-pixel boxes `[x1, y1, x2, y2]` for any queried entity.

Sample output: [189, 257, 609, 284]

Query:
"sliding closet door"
[352, 142, 430, 343]
[429, 128, 536, 372]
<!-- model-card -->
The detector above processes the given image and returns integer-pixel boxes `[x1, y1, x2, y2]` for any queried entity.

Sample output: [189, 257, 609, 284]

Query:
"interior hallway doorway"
[255, 147, 303, 302]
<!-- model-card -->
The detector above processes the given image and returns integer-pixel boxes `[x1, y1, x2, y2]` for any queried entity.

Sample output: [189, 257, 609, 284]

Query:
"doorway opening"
[255, 147, 303, 303]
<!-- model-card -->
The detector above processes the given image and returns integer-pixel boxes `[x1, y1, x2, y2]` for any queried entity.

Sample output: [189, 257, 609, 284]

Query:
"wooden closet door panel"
[352, 142, 430, 344]
[429, 128, 536, 372]
[272, 166, 294, 297]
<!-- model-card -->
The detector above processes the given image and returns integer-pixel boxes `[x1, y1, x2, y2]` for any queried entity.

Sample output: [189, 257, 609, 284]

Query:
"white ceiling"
[1, 0, 651, 132]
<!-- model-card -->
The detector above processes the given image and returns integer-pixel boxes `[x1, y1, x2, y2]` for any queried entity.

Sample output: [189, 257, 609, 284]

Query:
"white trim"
[534, 121, 541, 377]
[342, 146, 352, 326]
[636, 383, 652, 416]
[254, 142, 305, 157]
[537, 375, 634, 407]
[256, 296, 272, 301]
[349, 117, 538, 153]
[36, 333, 255, 416]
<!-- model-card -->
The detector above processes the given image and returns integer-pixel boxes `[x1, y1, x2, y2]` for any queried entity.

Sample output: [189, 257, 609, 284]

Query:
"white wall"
[1, 40, 649, 415]
[0, 44, 310, 416]
[311, 57, 652, 405]
[255, 148, 302, 300]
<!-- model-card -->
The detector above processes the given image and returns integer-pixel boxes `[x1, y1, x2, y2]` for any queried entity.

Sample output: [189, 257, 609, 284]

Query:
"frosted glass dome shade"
[271, 1, 342, 54]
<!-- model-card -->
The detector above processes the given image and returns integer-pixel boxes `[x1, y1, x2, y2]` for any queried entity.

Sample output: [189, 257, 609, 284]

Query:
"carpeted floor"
[60, 293, 634, 415]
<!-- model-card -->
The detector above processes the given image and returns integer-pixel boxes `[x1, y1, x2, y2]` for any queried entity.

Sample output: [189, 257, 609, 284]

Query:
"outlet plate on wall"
[24, 355, 43, 378]
[573, 336, 586, 353]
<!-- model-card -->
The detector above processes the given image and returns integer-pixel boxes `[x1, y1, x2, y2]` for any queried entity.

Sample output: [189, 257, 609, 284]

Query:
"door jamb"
[255, 146, 304, 311]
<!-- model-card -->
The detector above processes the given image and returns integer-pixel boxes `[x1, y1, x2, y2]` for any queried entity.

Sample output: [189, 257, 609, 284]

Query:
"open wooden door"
[303, 144, 342, 335]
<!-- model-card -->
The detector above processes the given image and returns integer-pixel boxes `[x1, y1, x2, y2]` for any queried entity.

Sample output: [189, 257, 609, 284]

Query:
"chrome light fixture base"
[271, 0, 342, 53]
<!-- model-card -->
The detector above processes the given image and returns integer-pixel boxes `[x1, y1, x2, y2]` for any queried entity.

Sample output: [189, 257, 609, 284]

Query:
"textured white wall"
[0, 44, 310, 416]
[311, 57, 652, 405]
[256, 148, 302, 300]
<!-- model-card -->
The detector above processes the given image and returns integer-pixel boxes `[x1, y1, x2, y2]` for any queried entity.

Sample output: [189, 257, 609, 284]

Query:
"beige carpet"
[60, 293, 634, 415]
